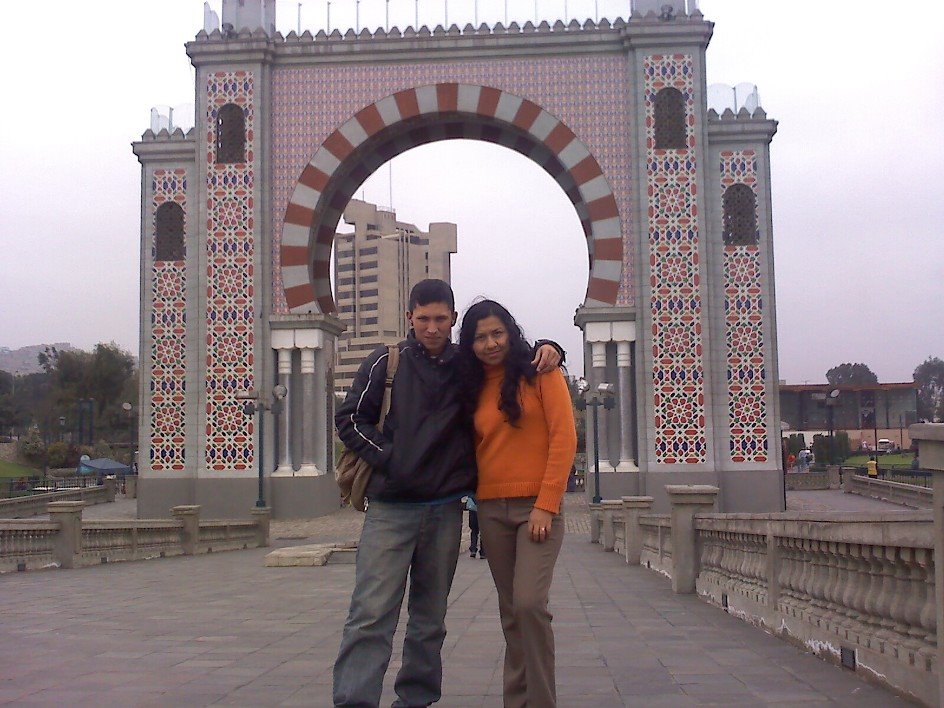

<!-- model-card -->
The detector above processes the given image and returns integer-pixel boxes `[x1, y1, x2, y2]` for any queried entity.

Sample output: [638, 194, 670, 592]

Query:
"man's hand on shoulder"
[532, 344, 561, 374]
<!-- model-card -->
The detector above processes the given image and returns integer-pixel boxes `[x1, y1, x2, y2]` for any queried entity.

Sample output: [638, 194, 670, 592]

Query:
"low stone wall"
[0, 502, 269, 572]
[591, 489, 939, 706]
[844, 474, 932, 509]
[0, 482, 116, 519]
[784, 466, 842, 491]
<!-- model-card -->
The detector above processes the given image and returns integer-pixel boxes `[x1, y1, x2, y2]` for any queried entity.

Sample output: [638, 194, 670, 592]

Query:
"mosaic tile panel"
[721, 150, 768, 462]
[644, 54, 707, 464]
[206, 71, 255, 470]
[150, 169, 187, 471]
[269, 55, 633, 310]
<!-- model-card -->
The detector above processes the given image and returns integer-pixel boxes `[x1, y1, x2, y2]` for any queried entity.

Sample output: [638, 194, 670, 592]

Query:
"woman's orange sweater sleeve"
[474, 368, 578, 514]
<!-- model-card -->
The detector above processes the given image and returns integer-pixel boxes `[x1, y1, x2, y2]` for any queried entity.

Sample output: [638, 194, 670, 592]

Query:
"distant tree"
[913, 356, 944, 422]
[786, 433, 806, 456]
[826, 362, 878, 386]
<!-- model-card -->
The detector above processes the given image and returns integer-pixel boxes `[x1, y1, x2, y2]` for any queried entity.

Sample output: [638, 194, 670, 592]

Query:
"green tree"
[826, 362, 878, 386]
[913, 356, 944, 422]
[40, 343, 138, 443]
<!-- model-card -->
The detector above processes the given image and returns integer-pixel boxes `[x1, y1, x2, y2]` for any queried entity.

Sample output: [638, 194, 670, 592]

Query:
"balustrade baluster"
[874, 546, 900, 644]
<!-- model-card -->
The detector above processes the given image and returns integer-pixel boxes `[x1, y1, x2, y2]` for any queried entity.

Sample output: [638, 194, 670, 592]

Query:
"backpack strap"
[378, 345, 400, 426]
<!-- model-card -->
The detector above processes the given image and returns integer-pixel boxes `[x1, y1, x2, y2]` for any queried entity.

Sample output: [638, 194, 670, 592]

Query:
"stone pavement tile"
[0, 514, 913, 707]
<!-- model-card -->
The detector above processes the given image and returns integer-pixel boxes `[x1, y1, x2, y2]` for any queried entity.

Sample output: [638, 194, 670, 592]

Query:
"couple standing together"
[334, 279, 577, 707]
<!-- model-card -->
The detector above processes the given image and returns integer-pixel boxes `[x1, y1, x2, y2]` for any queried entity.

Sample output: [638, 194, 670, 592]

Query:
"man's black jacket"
[335, 335, 476, 503]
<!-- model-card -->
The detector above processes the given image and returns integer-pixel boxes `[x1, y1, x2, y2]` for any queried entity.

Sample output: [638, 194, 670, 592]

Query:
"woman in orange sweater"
[458, 299, 577, 708]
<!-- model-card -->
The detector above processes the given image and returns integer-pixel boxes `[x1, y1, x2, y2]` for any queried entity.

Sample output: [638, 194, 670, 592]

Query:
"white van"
[877, 439, 897, 454]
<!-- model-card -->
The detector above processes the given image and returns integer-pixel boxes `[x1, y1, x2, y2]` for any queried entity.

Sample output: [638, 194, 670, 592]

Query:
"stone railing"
[844, 474, 932, 509]
[591, 486, 939, 706]
[784, 465, 841, 491]
[0, 502, 270, 573]
[0, 481, 116, 519]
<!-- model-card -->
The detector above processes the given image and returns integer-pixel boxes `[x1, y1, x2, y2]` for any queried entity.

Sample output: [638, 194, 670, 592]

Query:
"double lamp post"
[575, 379, 616, 504]
[238, 385, 288, 508]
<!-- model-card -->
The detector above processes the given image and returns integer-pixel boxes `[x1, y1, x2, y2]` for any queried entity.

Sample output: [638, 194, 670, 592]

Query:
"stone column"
[616, 340, 637, 471]
[251, 506, 271, 548]
[666, 485, 719, 594]
[172, 505, 201, 555]
[48, 501, 86, 569]
[909, 423, 944, 707]
[621, 496, 654, 565]
[588, 502, 603, 544]
[590, 341, 612, 469]
[297, 346, 319, 475]
[274, 347, 294, 474]
[601, 499, 622, 551]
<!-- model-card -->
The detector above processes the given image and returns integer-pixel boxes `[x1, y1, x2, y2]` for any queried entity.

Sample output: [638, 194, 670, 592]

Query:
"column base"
[272, 466, 296, 477]
[615, 460, 639, 472]
[296, 464, 324, 476]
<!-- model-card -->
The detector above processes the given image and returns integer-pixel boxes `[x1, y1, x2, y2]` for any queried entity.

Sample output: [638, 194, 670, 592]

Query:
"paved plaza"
[1, 492, 914, 706]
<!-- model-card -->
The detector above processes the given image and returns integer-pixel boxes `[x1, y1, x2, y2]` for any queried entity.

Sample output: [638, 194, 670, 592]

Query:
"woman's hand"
[528, 508, 555, 543]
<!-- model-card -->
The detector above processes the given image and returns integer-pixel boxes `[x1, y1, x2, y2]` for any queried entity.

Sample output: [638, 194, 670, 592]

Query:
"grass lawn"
[844, 453, 914, 467]
[0, 459, 38, 478]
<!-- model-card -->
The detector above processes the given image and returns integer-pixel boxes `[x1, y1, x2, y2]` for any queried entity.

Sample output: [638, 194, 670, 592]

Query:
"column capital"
[621, 496, 653, 510]
[665, 485, 719, 507]
[300, 347, 316, 373]
[47, 501, 87, 514]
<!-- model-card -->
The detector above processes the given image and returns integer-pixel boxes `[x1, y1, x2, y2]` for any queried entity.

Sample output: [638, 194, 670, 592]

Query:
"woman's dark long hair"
[458, 299, 536, 425]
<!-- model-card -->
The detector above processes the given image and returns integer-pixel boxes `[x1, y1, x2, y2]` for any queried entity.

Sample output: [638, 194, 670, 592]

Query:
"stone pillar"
[172, 505, 201, 555]
[590, 341, 611, 469]
[601, 499, 622, 551]
[589, 502, 603, 544]
[297, 347, 319, 475]
[251, 506, 271, 548]
[909, 423, 944, 707]
[666, 485, 719, 594]
[103, 477, 117, 502]
[274, 347, 294, 474]
[621, 496, 654, 565]
[48, 501, 86, 569]
[616, 340, 637, 471]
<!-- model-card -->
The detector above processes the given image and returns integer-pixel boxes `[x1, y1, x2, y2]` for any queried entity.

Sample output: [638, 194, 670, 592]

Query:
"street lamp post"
[121, 402, 137, 473]
[575, 379, 616, 504]
[238, 385, 288, 509]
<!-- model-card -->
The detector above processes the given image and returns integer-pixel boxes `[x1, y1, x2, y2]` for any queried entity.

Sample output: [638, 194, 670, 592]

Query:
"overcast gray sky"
[1, 0, 941, 383]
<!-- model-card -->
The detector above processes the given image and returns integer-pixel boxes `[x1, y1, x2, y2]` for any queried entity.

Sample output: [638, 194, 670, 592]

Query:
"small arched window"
[654, 87, 687, 149]
[216, 103, 246, 164]
[722, 184, 758, 246]
[155, 202, 185, 261]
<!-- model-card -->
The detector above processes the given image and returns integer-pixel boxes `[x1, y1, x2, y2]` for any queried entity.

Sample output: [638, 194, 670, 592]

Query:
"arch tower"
[133, 0, 782, 518]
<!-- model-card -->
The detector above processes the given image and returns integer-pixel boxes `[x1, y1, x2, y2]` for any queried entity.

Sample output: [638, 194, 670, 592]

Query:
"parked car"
[876, 439, 898, 454]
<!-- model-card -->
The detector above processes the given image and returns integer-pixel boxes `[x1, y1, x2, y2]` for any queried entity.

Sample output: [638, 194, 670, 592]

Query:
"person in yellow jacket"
[458, 299, 577, 708]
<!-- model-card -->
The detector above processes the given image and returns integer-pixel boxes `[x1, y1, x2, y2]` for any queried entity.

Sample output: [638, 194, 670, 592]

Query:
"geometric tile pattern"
[644, 54, 707, 464]
[269, 54, 634, 311]
[720, 150, 768, 462]
[205, 71, 255, 470]
[279, 83, 622, 314]
[150, 169, 187, 471]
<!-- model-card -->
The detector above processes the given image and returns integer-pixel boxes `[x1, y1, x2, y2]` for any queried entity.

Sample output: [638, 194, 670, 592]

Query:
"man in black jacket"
[333, 279, 561, 707]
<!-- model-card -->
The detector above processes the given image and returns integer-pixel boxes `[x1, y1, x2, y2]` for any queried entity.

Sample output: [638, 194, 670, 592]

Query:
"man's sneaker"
[479, 553, 487, 560]
[469, 550, 477, 558]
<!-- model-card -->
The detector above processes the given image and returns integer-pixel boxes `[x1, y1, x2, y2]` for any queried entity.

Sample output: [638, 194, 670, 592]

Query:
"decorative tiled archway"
[279, 83, 622, 314]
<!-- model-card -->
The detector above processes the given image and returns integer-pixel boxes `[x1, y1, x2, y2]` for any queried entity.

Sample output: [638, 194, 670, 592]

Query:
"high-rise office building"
[334, 199, 457, 393]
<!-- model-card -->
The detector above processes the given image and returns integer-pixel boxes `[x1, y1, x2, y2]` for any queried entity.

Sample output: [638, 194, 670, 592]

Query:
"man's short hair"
[408, 279, 455, 311]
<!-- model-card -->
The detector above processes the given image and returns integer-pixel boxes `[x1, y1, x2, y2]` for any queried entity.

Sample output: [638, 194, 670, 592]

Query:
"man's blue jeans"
[333, 499, 463, 707]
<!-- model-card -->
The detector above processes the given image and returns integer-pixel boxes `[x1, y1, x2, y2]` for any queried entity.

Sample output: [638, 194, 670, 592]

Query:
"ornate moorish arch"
[278, 82, 622, 314]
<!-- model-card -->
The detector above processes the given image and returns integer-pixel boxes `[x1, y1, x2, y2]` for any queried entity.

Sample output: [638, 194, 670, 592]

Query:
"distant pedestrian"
[465, 496, 485, 559]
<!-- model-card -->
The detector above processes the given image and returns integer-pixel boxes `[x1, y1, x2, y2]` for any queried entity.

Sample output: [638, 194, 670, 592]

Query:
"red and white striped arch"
[280, 83, 623, 313]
